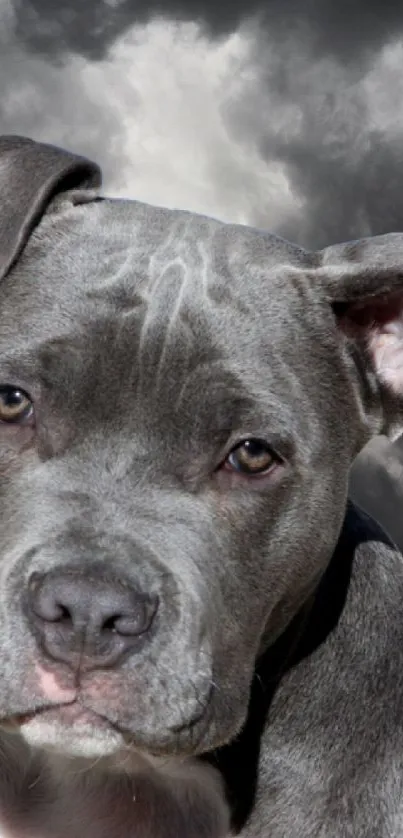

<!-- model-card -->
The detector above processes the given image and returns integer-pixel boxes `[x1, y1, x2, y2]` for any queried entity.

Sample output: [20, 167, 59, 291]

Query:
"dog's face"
[0, 139, 402, 763]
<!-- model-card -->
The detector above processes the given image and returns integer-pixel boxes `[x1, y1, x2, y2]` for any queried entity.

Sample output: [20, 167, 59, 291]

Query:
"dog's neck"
[204, 499, 385, 834]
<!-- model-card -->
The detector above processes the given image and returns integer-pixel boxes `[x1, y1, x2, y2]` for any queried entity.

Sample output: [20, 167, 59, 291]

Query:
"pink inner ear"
[337, 289, 403, 395]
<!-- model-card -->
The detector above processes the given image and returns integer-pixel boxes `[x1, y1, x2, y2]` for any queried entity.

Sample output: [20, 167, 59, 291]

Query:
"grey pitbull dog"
[0, 135, 403, 838]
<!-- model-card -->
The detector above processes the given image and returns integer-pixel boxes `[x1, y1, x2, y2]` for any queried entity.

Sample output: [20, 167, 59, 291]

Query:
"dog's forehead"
[7, 195, 313, 316]
[0, 196, 321, 394]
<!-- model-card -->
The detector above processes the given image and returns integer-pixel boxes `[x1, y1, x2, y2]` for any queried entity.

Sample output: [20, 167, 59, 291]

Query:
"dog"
[0, 135, 403, 837]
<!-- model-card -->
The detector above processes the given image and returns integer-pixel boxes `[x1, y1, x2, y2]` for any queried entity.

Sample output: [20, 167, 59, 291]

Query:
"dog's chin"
[17, 712, 206, 779]
[18, 708, 125, 758]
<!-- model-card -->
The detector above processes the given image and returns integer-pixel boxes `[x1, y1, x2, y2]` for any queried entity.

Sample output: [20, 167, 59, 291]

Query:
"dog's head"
[0, 136, 402, 760]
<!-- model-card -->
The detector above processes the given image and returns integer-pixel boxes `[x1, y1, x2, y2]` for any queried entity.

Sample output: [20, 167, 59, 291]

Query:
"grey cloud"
[216, 19, 403, 247]
[3, 0, 403, 247]
[11, 0, 403, 66]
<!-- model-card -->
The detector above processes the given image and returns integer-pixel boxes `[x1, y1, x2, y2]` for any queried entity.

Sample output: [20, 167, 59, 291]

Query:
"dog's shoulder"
[248, 503, 403, 838]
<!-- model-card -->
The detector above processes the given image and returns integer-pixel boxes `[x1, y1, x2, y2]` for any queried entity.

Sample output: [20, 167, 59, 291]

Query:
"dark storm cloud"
[9, 0, 403, 248]
[278, 135, 403, 249]
[13, 0, 403, 66]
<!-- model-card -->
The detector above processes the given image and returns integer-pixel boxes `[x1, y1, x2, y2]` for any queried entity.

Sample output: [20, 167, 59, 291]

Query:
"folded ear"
[0, 135, 101, 281]
[318, 233, 403, 437]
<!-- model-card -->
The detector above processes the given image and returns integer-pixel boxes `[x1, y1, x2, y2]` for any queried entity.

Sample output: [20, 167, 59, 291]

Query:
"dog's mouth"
[2, 702, 131, 760]
[1, 676, 217, 760]
[10, 703, 112, 729]
[2, 702, 124, 756]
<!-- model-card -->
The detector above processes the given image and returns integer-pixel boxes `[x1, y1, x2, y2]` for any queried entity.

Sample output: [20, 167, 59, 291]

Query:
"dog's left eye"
[224, 438, 277, 475]
[0, 386, 34, 424]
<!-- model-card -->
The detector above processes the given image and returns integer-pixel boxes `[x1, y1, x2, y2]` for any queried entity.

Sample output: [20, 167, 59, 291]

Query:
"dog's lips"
[9, 703, 115, 733]
[11, 712, 36, 726]
[34, 663, 77, 703]
[0, 713, 33, 731]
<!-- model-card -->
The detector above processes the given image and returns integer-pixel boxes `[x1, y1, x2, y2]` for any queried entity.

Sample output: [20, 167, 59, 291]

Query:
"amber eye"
[0, 386, 33, 424]
[225, 439, 276, 475]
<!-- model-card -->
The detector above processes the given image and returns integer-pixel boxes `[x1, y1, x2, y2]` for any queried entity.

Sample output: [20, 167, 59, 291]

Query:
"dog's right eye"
[0, 386, 34, 424]
[224, 438, 278, 476]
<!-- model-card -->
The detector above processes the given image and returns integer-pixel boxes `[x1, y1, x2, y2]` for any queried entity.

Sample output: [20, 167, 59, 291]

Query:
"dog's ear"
[0, 135, 101, 281]
[318, 233, 403, 436]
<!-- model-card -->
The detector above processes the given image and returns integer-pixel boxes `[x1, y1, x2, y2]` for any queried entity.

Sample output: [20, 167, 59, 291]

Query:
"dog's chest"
[0, 743, 230, 838]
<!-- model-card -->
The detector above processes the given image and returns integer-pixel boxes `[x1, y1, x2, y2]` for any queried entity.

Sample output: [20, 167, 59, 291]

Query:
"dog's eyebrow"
[0, 353, 41, 384]
[0, 341, 84, 391]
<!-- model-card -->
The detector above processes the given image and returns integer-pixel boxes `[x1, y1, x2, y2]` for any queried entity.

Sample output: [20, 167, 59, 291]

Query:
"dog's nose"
[26, 569, 158, 670]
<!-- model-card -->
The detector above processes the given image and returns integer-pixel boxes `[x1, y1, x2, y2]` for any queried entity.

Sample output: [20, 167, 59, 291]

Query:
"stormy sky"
[2, 0, 403, 249]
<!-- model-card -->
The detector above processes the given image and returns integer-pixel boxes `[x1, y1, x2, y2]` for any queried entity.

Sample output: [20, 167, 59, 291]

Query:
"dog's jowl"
[0, 135, 402, 836]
